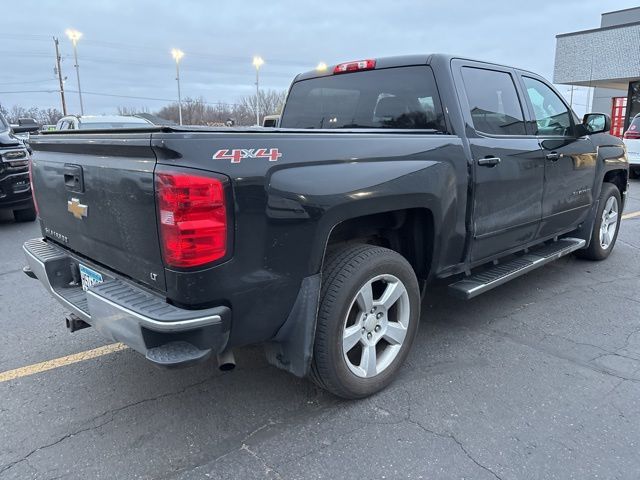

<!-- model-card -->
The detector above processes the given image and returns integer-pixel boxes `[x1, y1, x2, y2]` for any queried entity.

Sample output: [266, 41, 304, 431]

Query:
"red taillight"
[333, 59, 376, 74]
[28, 158, 39, 216]
[155, 171, 227, 268]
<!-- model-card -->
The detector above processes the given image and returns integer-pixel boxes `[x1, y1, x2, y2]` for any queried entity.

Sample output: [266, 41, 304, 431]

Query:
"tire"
[13, 206, 37, 222]
[310, 244, 420, 399]
[576, 182, 621, 261]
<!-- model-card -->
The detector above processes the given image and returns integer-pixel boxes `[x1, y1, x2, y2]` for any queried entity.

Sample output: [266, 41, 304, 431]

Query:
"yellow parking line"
[0, 343, 127, 383]
[622, 210, 640, 220]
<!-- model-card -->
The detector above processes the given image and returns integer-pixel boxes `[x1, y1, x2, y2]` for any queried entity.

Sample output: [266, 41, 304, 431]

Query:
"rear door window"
[280, 66, 446, 131]
[461, 67, 527, 136]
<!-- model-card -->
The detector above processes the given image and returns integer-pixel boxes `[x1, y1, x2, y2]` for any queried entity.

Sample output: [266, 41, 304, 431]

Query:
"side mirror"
[582, 113, 611, 135]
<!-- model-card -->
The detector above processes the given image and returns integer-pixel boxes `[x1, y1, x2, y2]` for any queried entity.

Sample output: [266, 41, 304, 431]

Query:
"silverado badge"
[67, 198, 88, 220]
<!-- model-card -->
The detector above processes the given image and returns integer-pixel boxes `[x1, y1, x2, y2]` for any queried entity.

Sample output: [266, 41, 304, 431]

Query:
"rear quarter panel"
[152, 131, 467, 347]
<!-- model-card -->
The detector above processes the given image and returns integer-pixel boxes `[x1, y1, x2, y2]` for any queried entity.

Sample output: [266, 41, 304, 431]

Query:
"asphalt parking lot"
[0, 180, 639, 480]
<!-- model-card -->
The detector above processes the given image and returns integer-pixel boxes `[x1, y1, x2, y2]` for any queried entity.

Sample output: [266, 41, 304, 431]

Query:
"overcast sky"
[1, 0, 637, 117]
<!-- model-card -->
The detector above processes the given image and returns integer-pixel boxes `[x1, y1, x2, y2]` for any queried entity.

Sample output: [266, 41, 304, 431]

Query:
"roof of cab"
[292, 53, 538, 82]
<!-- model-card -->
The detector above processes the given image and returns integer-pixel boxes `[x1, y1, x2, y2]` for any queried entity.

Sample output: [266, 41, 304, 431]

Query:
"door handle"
[477, 156, 501, 167]
[545, 151, 561, 161]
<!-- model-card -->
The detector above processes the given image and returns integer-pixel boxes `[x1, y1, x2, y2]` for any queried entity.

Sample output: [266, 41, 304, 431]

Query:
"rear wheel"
[13, 206, 36, 222]
[310, 244, 420, 399]
[576, 182, 621, 260]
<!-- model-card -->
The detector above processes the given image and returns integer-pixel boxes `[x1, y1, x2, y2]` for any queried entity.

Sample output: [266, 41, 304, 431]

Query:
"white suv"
[623, 114, 640, 178]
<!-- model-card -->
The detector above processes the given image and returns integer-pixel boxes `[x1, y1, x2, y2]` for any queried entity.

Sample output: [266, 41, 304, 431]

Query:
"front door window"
[522, 77, 572, 136]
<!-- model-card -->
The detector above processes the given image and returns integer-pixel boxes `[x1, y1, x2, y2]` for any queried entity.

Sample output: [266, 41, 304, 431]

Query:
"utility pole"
[53, 37, 67, 115]
[176, 60, 183, 125]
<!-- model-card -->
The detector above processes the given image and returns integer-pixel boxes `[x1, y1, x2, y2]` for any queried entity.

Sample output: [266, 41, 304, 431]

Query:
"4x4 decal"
[213, 148, 282, 164]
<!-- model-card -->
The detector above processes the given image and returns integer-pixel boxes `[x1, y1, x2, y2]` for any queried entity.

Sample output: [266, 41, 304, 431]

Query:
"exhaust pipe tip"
[217, 350, 236, 371]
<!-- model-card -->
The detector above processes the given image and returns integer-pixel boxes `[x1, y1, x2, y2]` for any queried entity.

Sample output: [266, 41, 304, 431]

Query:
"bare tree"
[154, 90, 287, 127]
[238, 89, 287, 124]
[0, 104, 63, 125]
[0, 89, 287, 129]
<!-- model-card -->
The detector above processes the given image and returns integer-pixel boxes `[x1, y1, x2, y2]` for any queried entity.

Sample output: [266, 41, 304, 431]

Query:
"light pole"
[252, 56, 264, 126]
[65, 28, 84, 115]
[171, 48, 185, 125]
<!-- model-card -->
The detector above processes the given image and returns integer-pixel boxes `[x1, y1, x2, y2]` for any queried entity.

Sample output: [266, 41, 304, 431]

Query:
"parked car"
[0, 111, 36, 222]
[623, 113, 640, 178]
[24, 54, 628, 398]
[55, 114, 153, 130]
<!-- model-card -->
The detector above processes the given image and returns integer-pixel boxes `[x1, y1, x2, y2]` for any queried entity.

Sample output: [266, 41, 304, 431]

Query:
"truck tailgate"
[30, 133, 166, 291]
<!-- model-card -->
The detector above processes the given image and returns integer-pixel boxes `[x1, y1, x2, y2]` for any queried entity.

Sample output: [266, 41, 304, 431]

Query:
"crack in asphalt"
[0, 374, 218, 477]
[538, 328, 640, 364]
[621, 326, 640, 352]
[486, 329, 640, 384]
[0, 416, 116, 477]
[159, 396, 345, 479]
[239, 443, 284, 480]
[0, 268, 22, 277]
[166, 391, 416, 479]
[404, 389, 503, 480]
[618, 239, 640, 250]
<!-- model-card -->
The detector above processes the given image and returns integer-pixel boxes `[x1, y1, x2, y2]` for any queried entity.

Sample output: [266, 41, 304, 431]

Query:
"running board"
[448, 238, 586, 300]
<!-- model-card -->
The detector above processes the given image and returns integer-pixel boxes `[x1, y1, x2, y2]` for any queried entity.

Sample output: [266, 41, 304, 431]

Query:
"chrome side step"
[448, 238, 586, 300]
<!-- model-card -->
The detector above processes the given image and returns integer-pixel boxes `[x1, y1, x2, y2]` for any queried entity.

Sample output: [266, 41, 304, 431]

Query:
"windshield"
[79, 122, 150, 129]
[280, 65, 446, 131]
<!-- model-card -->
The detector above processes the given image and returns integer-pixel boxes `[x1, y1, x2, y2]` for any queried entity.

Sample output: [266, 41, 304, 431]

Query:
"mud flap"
[572, 198, 599, 248]
[264, 274, 321, 377]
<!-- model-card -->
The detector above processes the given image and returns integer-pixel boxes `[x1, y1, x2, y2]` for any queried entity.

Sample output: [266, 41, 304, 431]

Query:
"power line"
[0, 88, 244, 106]
[0, 32, 299, 110]
[0, 49, 303, 80]
[0, 33, 50, 40]
[65, 90, 244, 106]
[0, 90, 60, 94]
[0, 78, 57, 86]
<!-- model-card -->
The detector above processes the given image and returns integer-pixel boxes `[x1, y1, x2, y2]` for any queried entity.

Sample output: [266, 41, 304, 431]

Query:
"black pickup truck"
[23, 54, 628, 398]
[0, 111, 36, 222]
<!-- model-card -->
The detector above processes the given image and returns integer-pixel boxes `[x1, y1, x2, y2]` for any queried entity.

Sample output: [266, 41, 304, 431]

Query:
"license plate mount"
[79, 263, 104, 292]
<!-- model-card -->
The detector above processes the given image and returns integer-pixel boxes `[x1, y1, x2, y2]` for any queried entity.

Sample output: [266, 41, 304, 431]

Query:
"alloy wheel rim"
[342, 274, 410, 378]
[599, 195, 619, 250]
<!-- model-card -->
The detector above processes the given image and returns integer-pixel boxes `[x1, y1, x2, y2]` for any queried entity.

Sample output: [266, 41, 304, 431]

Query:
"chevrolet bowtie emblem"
[67, 198, 88, 220]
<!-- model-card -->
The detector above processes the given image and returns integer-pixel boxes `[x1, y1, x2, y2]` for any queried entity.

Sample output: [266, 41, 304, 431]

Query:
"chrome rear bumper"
[23, 238, 230, 366]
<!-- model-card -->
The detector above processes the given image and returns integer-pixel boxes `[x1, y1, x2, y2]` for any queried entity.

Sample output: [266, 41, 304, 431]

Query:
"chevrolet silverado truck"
[0, 111, 36, 222]
[23, 55, 628, 398]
